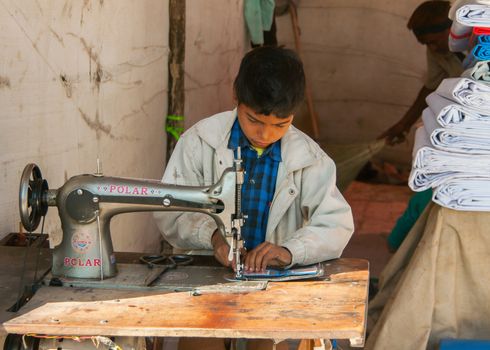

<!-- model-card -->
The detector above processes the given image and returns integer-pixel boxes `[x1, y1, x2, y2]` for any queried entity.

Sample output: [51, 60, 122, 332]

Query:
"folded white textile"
[426, 92, 490, 128]
[449, 0, 490, 20]
[409, 127, 490, 191]
[409, 149, 490, 191]
[462, 51, 478, 70]
[449, 21, 472, 52]
[435, 77, 490, 113]
[456, 4, 490, 27]
[422, 107, 441, 132]
[422, 107, 490, 154]
[462, 60, 490, 81]
[433, 177, 490, 211]
[430, 129, 490, 153]
[412, 125, 432, 158]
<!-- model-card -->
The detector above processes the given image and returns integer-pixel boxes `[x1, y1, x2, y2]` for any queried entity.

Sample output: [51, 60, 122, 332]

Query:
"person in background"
[387, 188, 433, 252]
[154, 46, 354, 350]
[377, 1, 464, 254]
[378, 0, 464, 145]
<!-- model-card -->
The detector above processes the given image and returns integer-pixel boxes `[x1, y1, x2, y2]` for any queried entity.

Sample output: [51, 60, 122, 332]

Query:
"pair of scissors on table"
[140, 254, 194, 286]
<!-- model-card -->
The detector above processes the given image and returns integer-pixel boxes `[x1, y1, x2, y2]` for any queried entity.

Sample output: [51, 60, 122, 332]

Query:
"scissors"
[140, 254, 194, 286]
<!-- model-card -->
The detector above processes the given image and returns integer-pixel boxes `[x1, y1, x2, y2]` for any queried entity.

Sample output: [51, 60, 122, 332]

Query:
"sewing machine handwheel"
[19, 164, 49, 232]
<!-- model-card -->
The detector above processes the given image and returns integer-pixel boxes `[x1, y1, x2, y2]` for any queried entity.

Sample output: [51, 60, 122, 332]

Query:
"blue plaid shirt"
[228, 118, 281, 250]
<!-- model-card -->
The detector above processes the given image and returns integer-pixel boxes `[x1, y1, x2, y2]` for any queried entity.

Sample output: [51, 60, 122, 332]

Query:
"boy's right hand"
[211, 230, 233, 268]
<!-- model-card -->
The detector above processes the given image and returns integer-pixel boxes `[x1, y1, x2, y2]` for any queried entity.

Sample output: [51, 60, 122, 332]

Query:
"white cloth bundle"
[422, 107, 490, 154]
[409, 127, 490, 191]
[462, 60, 490, 81]
[456, 4, 490, 27]
[422, 107, 440, 132]
[426, 92, 490, 128]
[462, 51, 478, 70]
[449, 21, 472, 52]
[412, 124, 432, 158]
[449, 0, 490, 20]
[435, 77, 490, 113]
[433, 177, 490, 210]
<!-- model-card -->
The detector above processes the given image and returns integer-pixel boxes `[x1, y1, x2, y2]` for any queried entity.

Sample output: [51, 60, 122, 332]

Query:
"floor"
[335, 180, 413, 350]
[342, 181, 413, 279]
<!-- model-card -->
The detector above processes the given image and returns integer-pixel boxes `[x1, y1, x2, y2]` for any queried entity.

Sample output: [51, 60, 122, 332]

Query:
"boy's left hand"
[243, 242, 292, 272]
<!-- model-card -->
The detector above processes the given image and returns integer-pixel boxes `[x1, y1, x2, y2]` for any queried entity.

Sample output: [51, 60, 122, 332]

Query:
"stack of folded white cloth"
[409, 78, 490, 211]
[409, 127, 490, 192]
[408, 0, 490, 210]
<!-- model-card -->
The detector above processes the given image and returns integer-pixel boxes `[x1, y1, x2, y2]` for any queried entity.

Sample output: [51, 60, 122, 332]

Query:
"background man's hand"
[244, 242, 292, 272]
[378, 86, 433, 146]
[377, 121, 409, 145]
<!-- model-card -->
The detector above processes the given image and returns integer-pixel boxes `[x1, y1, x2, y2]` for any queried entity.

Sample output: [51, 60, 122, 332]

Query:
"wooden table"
[1, 248, 369, 347]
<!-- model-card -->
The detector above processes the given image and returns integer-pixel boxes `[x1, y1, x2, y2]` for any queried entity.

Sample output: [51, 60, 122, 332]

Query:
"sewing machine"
[8, 156, 369, 349]
[18, 154, 245, 281]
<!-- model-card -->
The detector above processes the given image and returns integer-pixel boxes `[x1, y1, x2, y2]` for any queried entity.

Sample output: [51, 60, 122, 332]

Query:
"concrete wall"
[276, 0, 427, 167]
[0, 1, 169, 252]
[0, 0, 248, 253]
[185, 0, 247, 127]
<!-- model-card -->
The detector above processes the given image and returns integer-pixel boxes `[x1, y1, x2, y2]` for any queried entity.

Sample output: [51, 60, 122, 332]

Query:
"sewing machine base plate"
[44, 263, 231, 291]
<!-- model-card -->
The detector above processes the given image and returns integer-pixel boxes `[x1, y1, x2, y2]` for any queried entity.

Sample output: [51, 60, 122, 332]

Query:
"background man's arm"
[378, 86, 433, 145]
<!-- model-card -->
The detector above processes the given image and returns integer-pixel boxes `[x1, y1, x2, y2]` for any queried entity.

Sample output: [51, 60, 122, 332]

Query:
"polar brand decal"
[96, 185, 165, 196]
[102, 185, 148, 195]
[64, 257, 101, 267]
[71, 232, 92, 253]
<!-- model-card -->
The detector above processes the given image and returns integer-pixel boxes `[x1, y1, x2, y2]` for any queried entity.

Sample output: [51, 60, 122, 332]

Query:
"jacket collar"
[195, 108, 322, 173]
[227, 118, 282, 162]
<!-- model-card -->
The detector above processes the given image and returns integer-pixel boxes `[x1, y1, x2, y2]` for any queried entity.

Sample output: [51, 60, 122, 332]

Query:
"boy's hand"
[211, 230, 233, 268]
[244, 242, 292, 273]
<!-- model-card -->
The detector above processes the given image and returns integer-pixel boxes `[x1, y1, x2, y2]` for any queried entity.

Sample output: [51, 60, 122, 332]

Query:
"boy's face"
[237, 104, 293, 149]
[417, 29, 450, 54]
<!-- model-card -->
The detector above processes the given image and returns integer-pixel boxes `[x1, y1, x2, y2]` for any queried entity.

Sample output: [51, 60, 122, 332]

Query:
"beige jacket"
[154, 110, 354, 266]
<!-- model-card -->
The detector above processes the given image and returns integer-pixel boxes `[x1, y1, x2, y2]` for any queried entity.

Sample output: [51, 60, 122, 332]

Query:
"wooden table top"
[2, 249, 368, 346]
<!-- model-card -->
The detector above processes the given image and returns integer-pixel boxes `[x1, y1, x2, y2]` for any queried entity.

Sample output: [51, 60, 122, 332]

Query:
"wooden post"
[162, 0, 186, 255]
[166, 0, 185, 163]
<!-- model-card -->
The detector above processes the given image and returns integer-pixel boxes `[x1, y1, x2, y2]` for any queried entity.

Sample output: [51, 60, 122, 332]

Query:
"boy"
[154, 46, 354, 273]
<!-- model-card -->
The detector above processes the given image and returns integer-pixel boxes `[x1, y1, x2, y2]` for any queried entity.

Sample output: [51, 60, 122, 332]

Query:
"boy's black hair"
[233, 46, 305, 118]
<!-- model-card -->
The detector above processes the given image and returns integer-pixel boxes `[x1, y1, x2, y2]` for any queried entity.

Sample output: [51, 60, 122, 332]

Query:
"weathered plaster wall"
[0, 0, 248, 253]
[276, 0, 427, 167]
[184, 0, 247, 127]
[0, 1, 168, 252]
